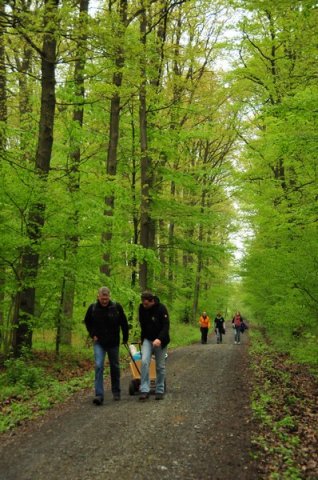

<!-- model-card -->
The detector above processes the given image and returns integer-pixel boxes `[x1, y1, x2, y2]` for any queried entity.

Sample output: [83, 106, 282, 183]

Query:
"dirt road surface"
[0, 329, 258, 480]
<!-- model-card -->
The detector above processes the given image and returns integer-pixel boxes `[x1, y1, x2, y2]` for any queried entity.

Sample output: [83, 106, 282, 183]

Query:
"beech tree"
[100, 0, 128, 277]
[0, 0, 238, 354]
[232, 0, 318, 354]
[0, 0, 7, 348]
[11, 0, 60, 355]
[56, 0, 90, 350]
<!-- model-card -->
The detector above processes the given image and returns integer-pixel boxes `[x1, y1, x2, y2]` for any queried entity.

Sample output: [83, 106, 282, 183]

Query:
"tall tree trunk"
[139, 5, 155, 291]
[192, 253, 202, 323]
[167, 182, 175, 303]
[191, 190, 206, 322]
[59, 0, 89, 347]
[16, 40, 33, 157]
[128, 103, 138, 325]
[5, 1, 36, 353]
[138, 1, 183, 291]
[100, 0, 128, 277]
[12, 0, 59, 356]
[0, 0, 7, 348]
[166, 10, 182, 304]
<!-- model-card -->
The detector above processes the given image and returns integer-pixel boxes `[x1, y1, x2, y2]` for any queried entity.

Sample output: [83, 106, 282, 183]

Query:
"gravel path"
[0, 328, 258, 480]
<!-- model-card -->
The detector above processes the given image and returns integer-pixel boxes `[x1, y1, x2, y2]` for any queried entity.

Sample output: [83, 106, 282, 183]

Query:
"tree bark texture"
[60, 0, 89, 346]
[100, 0, 128, 277]
[0, 1, 7, 347]
[139, 5, 155, 291]
[12, 0, 59, 355]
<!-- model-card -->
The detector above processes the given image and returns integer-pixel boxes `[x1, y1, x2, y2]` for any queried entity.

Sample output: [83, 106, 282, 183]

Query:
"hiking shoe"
[113, 394, 121, 401]
[139, 393, 149, 401]
[155, 393, 164, 400]
[93, 396, 103, 406]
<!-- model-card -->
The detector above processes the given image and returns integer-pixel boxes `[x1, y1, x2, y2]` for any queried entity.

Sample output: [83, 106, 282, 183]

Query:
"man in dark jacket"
[138, 291, 170, 401]
[84, 286, 129, 405]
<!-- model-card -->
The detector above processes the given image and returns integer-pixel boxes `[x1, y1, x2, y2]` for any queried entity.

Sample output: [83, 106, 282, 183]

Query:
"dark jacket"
[139, 298, 170, 348]
[84, 300, 129, 349]
[214, 316, 225, 333]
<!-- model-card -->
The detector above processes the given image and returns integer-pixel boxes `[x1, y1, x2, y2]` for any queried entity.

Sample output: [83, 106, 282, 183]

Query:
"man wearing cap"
[84, 286, 129, 405]
[138, 291, 170, 400]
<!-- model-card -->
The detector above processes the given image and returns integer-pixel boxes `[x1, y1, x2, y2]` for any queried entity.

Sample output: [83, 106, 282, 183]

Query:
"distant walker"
[199, 311, 211, 344]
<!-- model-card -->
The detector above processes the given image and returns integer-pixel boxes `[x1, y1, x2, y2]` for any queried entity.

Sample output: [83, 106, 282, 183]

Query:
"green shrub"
[4, 358, 48, 389]
[4, 358, 26, 385]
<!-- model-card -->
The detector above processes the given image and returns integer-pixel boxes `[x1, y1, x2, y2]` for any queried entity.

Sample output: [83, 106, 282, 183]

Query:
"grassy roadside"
[0, 351, 95, 433]
[249, 329, 318, 480]
[0, 322, 199, 434]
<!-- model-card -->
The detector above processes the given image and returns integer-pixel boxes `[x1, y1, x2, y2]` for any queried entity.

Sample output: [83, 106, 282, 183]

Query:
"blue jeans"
[216, 328, 223, 343]
[140, 339, 167, 394]
[234, 327, 241, 343]
[93, 342, 120, 398]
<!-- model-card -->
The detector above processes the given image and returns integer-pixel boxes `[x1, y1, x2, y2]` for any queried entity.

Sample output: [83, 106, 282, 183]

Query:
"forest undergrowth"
[250, 331, 318, 480]
[0, 350, 95, 433]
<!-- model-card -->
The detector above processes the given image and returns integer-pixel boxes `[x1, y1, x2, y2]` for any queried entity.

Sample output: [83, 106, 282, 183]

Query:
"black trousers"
[200, 327, 208, 344]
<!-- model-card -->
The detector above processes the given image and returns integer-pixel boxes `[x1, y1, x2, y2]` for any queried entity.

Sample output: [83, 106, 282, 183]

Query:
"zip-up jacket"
[199, 315, 210, 328]
[84, 300, 129, 349]
[139, 300, 170, 348]
[214, 316, 225, 330]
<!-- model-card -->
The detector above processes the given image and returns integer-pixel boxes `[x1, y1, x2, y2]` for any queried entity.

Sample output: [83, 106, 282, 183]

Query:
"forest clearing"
[0, 1, 317, 479]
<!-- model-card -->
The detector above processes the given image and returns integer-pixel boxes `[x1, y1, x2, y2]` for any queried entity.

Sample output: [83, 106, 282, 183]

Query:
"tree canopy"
[0, 0, 317, 363]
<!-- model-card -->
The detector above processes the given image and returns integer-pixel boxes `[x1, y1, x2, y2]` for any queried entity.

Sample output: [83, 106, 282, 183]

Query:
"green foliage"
[169, 322, 199, 348]
[3, 0, 316, 373]
[0, 0, 238, 354]
[249, 330, 312, 480]
[230, 0, 318, 368]
[3, 358, 47, 389]
[0, 370, 93, 434]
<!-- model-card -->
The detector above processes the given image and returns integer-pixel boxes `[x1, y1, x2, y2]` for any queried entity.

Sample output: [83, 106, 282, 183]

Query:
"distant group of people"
[199, 310, 247, 345]
[84, 287, 170, 405]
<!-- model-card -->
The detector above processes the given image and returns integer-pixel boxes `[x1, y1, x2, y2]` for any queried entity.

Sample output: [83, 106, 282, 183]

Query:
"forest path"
[0, 326, 258, 480]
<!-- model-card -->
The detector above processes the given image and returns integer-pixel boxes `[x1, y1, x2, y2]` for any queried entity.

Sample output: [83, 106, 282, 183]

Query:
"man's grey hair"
[99, 286, 110, 295]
